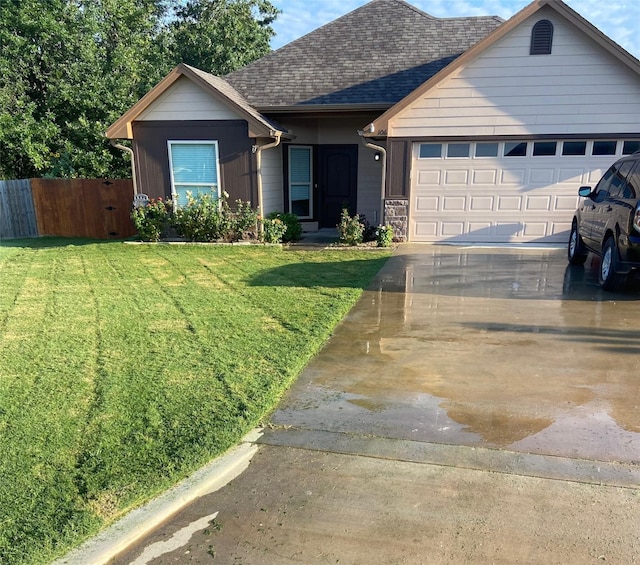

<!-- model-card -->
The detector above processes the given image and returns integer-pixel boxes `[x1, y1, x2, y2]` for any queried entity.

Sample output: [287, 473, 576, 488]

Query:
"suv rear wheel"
[568, 221, 588, 265]
[599, 237, 626, 291]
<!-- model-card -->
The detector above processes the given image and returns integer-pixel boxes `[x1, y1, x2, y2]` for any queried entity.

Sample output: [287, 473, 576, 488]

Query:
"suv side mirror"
[578, 186, 593, 198]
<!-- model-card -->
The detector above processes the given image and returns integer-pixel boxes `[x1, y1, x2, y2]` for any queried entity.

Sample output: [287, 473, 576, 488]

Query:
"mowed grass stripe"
[0, 240, 391, 565]
[0, 247, 102, 563]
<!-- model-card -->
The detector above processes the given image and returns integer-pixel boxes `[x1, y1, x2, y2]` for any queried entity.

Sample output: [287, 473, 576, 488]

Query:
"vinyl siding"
[138, 77, 241, 122]
[390, 6, 640, 138]
[261, 144, 284, 215]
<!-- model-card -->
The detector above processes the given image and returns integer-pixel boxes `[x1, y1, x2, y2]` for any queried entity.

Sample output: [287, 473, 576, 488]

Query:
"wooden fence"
[0, 179, 38, 239]
[1, 178, 136, 240]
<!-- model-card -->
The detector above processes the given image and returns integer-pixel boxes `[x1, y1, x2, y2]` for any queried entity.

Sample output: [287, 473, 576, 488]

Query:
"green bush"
[131, 198, 173, 242]
[266, 212, 302, 242]
[337, 208, 364, 246]
[230, 199, 259, 240]
[359, 215, 378, 242]
[174, 192, 229, 242]
[375, 224, 394, 247]
[261, 217, 288, 243]
[173, 192, 258, 242]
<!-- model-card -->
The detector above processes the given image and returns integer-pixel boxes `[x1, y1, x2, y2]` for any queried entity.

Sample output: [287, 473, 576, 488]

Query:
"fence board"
[31, 179, 136, 239]
[0, 179, 38, 239]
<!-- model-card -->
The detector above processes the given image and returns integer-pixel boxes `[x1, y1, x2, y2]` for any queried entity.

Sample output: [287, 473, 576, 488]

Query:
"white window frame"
[167, 140, 221, 209]
[474, 142, 500, 159]
[418, 143, 443, 159]
[288, 145, 313, 220]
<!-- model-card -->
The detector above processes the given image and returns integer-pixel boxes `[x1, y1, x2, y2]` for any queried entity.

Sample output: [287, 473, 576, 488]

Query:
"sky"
[269, 0, 640, 59]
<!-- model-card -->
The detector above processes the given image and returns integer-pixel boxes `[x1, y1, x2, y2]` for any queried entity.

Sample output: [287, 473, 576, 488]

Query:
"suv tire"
[568, 221, 588, 265]
[599, 237, 626, 291]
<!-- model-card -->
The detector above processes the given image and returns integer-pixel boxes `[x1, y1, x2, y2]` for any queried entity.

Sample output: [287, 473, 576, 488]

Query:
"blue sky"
[269, 1, 640, 59]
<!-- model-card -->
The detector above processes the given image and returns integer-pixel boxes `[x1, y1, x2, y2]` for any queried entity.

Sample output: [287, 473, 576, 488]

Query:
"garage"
[364, 1, 640, 243]
[409, 139, 640, 243]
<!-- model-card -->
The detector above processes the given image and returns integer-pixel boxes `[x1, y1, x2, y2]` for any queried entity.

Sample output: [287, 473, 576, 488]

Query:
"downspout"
[357, 128, 386, 225]
[253, 130, 282, 235]
[110, 139, 138, 195]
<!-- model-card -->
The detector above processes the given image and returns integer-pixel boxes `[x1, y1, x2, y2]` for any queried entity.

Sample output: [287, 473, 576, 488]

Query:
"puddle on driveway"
[272, 246, 640, 464]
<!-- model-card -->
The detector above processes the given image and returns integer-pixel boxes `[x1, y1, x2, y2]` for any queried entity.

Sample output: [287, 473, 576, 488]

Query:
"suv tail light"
[634, 204, 640, 233]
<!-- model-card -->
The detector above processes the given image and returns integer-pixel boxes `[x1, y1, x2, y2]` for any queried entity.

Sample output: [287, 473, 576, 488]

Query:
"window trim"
[504, 141, 528, 157]
[591, 140, 618, 156]
[418, 143, 443, 159]
[167, 140, 221, 209]
[532, 141, 558, 157]
[474, 142, 499, 158]
[561, 141, 587, 157]
[288, 145, 313, 220]
[446, 143, 471, 159]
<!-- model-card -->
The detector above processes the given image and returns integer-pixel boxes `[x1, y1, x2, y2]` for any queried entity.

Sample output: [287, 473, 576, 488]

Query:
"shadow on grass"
[248, 257, 391, 289]
[0, 237, 130, 249]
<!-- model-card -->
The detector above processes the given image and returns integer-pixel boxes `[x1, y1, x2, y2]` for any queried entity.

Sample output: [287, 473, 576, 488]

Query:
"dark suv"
[568, 152, 640, 290]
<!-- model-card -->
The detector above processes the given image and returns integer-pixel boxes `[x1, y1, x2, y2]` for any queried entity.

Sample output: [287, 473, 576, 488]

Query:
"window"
[592, 141, 617, 156]
[530, 20, 553, 55]
[617, 161, 637, 198]
[475, 143, 499, 158]
[562, 141, 587, 156]
[533, 141, 557, 156]
[504, 142, 527, 157]
[168, 141, 220, 208]
[447, 143, 470, 158]
[419, 144, 442, 158]
[289, 146, 313, 218]
[624, 162, 640, 199]
[593, 161, 632, 201]
[622, 141, 640, 155]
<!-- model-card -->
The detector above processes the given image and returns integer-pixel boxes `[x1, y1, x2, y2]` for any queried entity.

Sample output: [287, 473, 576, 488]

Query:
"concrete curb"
[53, 428, 263, 565]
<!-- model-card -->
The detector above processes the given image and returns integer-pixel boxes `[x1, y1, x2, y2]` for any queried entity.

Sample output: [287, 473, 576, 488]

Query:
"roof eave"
[259, 103, 393, 115]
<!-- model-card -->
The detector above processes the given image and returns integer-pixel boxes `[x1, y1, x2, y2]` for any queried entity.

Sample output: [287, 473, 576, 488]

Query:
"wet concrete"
[112, 446, 640, 565]
[111, 245, 640, 565]
[271, 245, 640, 464]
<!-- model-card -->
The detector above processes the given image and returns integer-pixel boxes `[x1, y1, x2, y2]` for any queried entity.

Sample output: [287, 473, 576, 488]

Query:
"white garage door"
[409, 139, 639, 243]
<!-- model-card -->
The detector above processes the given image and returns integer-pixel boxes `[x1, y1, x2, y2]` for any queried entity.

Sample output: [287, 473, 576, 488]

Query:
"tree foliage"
[168, 0, 279, 75]
[0, 0, 279, 180]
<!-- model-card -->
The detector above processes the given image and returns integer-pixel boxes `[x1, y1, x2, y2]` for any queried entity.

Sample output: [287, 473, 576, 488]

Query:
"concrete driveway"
[112, 245, 640, 564]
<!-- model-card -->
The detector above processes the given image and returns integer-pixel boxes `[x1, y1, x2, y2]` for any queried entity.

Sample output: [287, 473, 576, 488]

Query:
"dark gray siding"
[132, 120, 256, 204]
[387, 139, 410, 198]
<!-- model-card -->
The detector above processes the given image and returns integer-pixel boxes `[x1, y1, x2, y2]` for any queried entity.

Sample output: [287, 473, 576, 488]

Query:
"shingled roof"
[225, 0, 503, 109]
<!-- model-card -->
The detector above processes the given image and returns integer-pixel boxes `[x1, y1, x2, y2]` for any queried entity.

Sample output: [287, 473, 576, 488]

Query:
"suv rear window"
[623, 161, 640, 199]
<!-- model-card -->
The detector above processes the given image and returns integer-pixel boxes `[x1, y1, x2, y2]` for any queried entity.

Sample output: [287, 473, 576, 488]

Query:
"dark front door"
[317, 145, 357, 228]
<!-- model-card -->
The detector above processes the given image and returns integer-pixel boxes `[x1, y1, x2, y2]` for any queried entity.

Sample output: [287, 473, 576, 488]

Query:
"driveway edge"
[53, 428, 263, 565]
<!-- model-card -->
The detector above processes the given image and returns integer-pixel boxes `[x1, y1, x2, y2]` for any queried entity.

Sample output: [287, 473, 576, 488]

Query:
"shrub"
[266, 212, 302, 242]
[375, 224, 394, 247]
[359, 215, 377, 242]
[131, 198, 173, 242]
[230, 199, 259, 240]
[261, 217, 288, 244]
[337, 208, 364, 246]
[173, 192, 258, 242]
[174, 192, 229, 242]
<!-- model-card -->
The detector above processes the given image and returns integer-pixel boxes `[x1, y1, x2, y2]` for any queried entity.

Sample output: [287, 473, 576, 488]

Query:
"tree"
[167, 0, 279, 75]
[0, 0, 279, 179]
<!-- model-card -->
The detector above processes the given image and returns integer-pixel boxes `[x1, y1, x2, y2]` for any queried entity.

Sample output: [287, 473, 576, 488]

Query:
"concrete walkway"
[97, 245, 640, 563]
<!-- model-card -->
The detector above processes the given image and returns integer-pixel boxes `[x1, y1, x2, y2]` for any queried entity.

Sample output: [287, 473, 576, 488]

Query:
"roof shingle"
[225, 0, 503, 108]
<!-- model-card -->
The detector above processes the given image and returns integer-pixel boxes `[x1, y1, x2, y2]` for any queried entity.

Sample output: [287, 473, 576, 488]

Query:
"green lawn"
[0, 239, 391, 565]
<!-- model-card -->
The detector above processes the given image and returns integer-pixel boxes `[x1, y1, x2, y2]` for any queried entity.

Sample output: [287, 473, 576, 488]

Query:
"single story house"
[106, 0, 640, 243]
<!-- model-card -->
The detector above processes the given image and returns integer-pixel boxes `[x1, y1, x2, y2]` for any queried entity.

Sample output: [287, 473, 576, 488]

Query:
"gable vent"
[530, 19, 553, 55]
